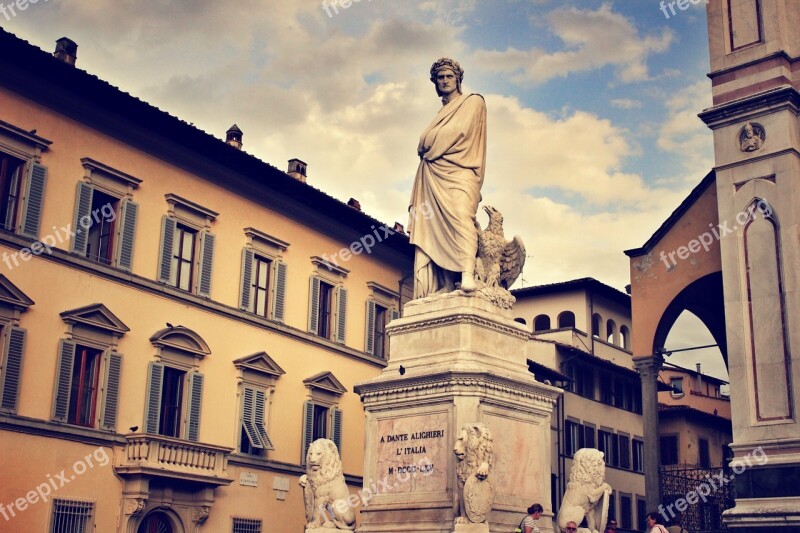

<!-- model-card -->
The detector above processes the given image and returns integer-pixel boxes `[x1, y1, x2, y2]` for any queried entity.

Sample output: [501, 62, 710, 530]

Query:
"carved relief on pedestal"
[739, 122, 765, 152]
[454, 423, 495, 526]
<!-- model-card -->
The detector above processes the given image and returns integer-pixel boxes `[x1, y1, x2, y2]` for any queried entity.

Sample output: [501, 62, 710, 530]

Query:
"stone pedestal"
[354, 294, 560, 533]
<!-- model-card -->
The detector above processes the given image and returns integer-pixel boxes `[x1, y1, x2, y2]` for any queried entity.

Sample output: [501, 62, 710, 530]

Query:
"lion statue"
[557, 448, 612, 533]
[453, 422, 495, 525]
[298, 439, 355, 530]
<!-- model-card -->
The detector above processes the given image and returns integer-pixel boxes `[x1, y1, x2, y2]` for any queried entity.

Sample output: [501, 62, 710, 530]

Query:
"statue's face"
[436, 69, 458, 96]
[744, 124, 753, 137]
[308, 444, 323, 471]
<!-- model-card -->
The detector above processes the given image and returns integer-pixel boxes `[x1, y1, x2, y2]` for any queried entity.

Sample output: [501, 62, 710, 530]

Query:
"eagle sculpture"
[475, 205, 526, 289]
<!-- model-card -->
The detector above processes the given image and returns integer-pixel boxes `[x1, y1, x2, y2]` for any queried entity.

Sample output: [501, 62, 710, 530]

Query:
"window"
[533, 314, 551, 331]
[576, 367, 595, 399]
[606, 319, 616, 344]
[565, 420, 580, 456]
[620, 325, 630, 350]
[50, 498, 93, 533]
[557, 311, 575, 328]
[0, 277, 31, 414]
[619, 493, 632, 529]
[0, 122, 50, 239]
[632, 384, 642, 414]
[636, 496, 647, 532]
[608, 491, 616, 523]
[68, 345, 102, 427]
[584, 424, 595, 449]
[308, 272, 348, 343]
[618, 434, 631, 469]
[239, 228, 289, 322]
[600, 375, 613, 405]
[591, 313, 601, 337]
[660, 435, 679, 465]
[72, 160, 141, 270]
[233, 518, 262, 533]
[52, 304, 127, 431]
[157, 195, 217, 296]
[0, 152, 24, 231]
[633, 439, 644, 472]
[670, 377, 684, 396]
[233, 352, 283, 456]
[144, 326, 210, 441]
[301, 371, 346, 463]
[699, 437, 710, 468]
[365, 282, 400, 358]
[598, 430, 613, 465]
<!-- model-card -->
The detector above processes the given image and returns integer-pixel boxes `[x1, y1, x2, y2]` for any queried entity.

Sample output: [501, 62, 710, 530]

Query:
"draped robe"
[409, 92, 487, 298]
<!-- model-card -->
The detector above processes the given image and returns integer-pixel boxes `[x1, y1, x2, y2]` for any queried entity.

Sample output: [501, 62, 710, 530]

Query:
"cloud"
[473, 3, 673, 85]
[611, 98, 643, 109]
[657, 80, 714, 173]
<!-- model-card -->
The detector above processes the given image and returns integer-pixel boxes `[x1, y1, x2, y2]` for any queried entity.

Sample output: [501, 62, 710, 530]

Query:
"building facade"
[514, 278, 649, 532]
[0, 30, 413, 533]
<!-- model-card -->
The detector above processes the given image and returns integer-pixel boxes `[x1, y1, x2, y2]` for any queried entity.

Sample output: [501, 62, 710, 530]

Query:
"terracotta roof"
[658, 403, 732, 425]
[512, 277, 630, 309]
[526, 358, 570, 384]
[0, 28, 413, 260]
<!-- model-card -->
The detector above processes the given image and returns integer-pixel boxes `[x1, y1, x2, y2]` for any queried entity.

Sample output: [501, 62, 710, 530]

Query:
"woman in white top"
[519, 503, 543, 533]
[646, 512, 670, 533]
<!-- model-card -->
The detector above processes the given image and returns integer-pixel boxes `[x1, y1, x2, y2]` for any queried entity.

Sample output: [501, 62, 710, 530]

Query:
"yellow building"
[0, 31, 412, 533]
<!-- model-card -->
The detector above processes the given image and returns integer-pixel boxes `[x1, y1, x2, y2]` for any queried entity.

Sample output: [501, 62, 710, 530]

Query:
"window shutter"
[308, 277, 320, 335]
[239, 248, 255, 311]
[115, 199, 139, 271]
[70, 182, 94, 255]
[331, 406, 343, 455]
[52, 340, 76, 422]
[578, 424, 586, 449]
[157, 216, 177, 283]
[254, 388, 274, 450]
[186, 371, 204, 441]
[301, 400, 314, 464]
[100, 352, 122, 431]
[143, 361, 164, 434]
[335, 286, 348, 344]
[241, 386, 262, 449]
[0, 326, 26, 412]
[365, 300, 376, 354]
[391, 309, 400, 322]
[271, 260, 287, 323]
[20, 162, 47, 238]
[197, 232, 215, 297]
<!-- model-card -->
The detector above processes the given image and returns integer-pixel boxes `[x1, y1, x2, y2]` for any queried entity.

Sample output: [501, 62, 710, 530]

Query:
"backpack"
[514, 516, 525, 533]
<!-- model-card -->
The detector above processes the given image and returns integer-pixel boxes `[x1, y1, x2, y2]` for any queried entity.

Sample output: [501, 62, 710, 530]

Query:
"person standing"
[646, 512, 670, 533]
[603, 518, 618, 532]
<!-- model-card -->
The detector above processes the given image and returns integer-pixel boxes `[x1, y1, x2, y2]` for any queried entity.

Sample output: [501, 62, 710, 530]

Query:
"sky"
[1, 0, 727, 378]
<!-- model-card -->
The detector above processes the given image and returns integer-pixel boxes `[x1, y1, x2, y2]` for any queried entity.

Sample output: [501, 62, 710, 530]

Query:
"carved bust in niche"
[739, 122, 765, 152]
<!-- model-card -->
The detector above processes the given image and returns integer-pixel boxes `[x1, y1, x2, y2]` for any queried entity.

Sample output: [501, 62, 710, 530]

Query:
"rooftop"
[512, 277, 631, 309]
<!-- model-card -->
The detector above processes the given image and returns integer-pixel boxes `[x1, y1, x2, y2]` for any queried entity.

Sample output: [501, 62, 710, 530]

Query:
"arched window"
[558, 311, 576, 328]
[620, 325, 630, 350]
[533, 314, 551, 332]
[592, 313, 602, 337]
[606, 319, 617, 344]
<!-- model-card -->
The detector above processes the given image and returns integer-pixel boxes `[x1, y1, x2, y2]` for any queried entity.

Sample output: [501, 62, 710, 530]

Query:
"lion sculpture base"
[299, 439, 356, 531]
[556, 448, 612, 533]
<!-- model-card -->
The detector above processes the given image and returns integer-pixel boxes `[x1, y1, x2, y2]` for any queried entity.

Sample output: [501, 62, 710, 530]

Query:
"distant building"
[0, 30, 412, 532]
[514, 278, 661, 532]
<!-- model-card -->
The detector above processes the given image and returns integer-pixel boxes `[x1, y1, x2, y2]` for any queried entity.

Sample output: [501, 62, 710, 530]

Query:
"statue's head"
[305, 438, 343, 485]
[430, 57, 464, 97]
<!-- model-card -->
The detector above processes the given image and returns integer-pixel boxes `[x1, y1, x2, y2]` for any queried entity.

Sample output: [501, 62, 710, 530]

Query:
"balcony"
[115, 434, 233, 486]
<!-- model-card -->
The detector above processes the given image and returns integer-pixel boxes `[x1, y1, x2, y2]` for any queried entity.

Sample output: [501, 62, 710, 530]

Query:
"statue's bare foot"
[460, 272, 477, 292]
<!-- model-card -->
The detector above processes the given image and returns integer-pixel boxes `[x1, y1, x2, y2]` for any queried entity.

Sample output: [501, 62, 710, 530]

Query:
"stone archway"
[137, 510, 182, 533]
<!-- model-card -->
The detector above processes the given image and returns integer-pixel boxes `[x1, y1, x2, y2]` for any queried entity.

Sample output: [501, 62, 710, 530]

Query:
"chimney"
[347, 198, 361, 211]
[54, 37, 78, 66]
[225, 124, 243, 149]
[287, 159, 307, 182]
[696, 363, 702, 392]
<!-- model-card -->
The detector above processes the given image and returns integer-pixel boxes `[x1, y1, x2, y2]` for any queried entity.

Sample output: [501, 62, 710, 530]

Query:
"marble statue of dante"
[409, 58, 487, 299]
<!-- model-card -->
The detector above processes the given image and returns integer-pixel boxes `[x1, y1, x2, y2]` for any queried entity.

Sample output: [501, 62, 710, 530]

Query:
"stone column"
[634, 353, 663, 513]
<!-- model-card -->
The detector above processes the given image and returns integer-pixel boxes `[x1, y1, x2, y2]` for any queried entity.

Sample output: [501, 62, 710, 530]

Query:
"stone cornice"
[354, 370, 561, 411]
[388, 313, 529, 340]
[699, 85, 800, 128]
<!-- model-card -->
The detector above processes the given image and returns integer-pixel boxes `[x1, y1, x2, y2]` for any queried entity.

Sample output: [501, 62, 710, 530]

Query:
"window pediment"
[60, 303, 129, 337]
[0, 275, 34, 312]
[233, 352, 286, 378]
[81, 157, 142, 191]
[304, 371, 347, 396]
[150, 326, 210, 358]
